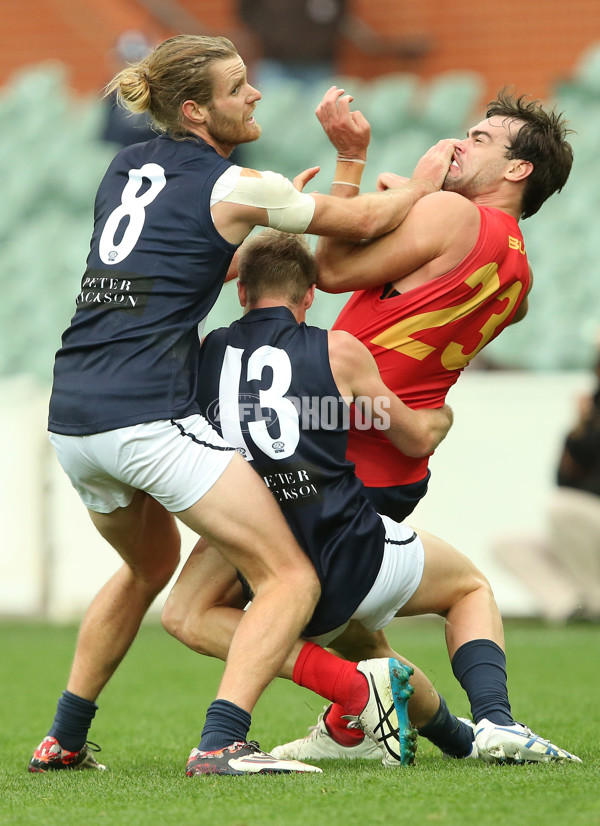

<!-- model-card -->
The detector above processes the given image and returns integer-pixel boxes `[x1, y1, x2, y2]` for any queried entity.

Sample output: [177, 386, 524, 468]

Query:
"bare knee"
[280, 562, 320, 615]
[440, 561, 495, 612]
[161, 591, 185, 641]
[161, 600, 193, 646]
[295, 563, 321, 608]
[161, 596, 214, 655]
[468, 569, 495, 602]
[252, 560, 321, 627]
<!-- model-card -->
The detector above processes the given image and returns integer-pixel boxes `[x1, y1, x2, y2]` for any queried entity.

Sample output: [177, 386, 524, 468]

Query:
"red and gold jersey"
[333, 205, 531, 486]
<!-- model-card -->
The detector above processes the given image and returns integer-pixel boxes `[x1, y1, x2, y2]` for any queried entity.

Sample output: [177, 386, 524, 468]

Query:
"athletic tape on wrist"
[336, 157, 367, 165]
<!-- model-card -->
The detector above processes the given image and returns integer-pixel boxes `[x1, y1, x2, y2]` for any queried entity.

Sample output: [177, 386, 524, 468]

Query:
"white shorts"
[309, 515, 425, 647]
[49, 414, 236, 514]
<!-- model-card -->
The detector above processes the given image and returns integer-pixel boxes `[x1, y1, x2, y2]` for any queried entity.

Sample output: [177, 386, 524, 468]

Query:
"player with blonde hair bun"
[29, 34, 455, 777]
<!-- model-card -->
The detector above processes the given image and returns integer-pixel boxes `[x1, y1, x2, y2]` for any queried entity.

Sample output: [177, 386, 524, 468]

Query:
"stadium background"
[1, 0, 600, 620]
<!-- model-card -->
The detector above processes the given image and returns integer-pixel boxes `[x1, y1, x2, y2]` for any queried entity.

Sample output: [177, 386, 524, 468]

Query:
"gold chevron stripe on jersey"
[371, 263, 524, 371]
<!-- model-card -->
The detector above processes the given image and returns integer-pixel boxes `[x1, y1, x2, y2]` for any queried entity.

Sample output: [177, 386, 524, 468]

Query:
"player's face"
[205, 57, 262, 153]
[443, 115, 524, 199]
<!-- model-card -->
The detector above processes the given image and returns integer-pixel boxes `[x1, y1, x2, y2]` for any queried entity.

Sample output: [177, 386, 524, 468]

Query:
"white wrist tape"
[336, 157, 366, 165]
[218, 168, 316, 233]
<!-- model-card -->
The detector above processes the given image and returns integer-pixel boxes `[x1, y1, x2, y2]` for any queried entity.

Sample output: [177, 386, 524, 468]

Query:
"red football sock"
[324, 702, 365, 745]
[292, 642, 368, 746]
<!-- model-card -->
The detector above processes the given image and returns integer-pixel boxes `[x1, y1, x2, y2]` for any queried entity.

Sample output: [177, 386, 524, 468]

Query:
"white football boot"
[347, 658, 417, 766]
[474, 719, 582, 764]
[271, 707, 382, 761]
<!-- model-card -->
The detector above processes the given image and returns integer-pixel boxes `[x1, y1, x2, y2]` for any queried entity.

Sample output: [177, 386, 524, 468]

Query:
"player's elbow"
[314, 252, 349, 294]
[315, 268, 347, 294]
[403, 434, 434, 459]
[409, 406, 453, 456]
[403, 421, 445, 458]
[418, 423, 451, 457]
[387, 429, 431, 459]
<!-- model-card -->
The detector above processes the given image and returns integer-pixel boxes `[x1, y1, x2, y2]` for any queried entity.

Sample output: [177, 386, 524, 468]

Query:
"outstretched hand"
[293, 166, 321, 192]
[315, 86, 371, 160]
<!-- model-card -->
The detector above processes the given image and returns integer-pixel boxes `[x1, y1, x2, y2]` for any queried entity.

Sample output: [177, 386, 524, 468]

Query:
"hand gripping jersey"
[333, 205, 531, 487]
[196, 306, 385, 637]
[49, 135, 237, 435]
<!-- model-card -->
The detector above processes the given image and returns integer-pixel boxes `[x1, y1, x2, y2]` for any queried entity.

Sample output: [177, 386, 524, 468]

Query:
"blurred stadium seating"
[1, 53, 599, 382]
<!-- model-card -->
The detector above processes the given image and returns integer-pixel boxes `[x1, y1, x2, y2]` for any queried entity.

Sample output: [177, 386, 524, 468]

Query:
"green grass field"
[1, 617, 598, 826]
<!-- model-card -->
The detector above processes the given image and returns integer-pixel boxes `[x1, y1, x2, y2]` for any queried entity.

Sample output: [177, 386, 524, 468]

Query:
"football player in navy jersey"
[30, 34, 459, 777]
[162, 230, 581, 766]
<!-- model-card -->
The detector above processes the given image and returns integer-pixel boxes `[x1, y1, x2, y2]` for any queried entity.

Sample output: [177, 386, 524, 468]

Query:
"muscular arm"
[316, 190, 479, 293]
[328, 329, 453, 457]
[210, 166, 441, 246]
[209, 85, 453, 248]
[308, 180, 439, 240]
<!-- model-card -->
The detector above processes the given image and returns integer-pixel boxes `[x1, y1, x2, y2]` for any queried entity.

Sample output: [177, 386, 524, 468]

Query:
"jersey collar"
[240, 306, 297, 324]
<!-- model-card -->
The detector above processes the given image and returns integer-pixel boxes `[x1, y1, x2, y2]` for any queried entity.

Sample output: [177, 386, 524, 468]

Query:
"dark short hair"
[486, 90, 574, 219]
[238, 230, 317, 306]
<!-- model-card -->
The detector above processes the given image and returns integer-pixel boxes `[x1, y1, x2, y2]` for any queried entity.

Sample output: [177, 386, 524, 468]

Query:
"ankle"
[323, 704, 365, 746]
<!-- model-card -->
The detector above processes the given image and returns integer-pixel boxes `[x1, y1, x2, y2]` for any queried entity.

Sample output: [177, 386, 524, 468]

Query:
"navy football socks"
[418, 694, 474, 758]
[48, 690, 98, 752]
[199, 699, 252, 752]
[451, 639, 514, 725]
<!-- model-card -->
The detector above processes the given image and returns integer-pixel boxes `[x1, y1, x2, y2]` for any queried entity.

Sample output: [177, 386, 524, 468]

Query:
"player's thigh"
[397, 527, 485, 617]
[176, 452, 313, 587]
[88, 489, 180, 578]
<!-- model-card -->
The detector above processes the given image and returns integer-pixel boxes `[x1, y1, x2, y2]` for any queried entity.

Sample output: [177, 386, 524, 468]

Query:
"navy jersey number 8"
[99, 163, 167, 266]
